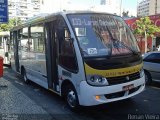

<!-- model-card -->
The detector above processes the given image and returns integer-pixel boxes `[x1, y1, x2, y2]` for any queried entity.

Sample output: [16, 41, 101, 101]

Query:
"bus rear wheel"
[21, 68, 29, 84]
[65, 85, 79, 111]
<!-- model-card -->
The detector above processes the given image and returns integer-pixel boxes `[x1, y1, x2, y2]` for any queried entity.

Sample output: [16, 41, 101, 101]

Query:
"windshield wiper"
[112, 39, 139, 55]
[82, 50, 89, 55]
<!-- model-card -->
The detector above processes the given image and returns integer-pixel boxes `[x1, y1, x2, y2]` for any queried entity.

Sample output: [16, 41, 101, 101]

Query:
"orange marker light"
[95, 95, 100, 100]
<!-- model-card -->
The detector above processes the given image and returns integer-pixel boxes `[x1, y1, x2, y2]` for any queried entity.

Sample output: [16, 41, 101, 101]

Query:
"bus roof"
[11, 11, 119, 31]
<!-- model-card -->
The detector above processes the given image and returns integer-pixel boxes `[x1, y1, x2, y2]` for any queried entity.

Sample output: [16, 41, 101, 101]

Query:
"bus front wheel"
[144, 70, 152, 85]
[65, 85, 79, 111]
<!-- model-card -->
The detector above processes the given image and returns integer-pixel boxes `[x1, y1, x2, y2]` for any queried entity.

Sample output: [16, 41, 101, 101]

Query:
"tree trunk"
[145, 30, 147, 53]
[141, 37, 143, 53]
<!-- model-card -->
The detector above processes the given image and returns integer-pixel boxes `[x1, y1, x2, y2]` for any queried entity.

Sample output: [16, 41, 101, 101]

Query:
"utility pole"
[120, 0, 122, 16]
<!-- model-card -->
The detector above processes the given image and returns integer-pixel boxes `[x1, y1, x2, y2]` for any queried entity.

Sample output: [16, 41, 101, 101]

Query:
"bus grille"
[104, 85, 141, 99]
[107, 72, 140, 85]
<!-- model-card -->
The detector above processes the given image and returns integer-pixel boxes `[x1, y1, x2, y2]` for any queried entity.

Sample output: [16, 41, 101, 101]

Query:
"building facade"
[8, 0, 43, 21]
[137, 0, 160, 17]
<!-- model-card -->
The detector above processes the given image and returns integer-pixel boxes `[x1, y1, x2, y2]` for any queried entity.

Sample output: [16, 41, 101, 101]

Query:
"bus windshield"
[67, 14, 140, 57]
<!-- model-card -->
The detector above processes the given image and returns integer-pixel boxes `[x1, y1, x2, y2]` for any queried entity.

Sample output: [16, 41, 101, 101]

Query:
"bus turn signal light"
[95, 95, 100, 100]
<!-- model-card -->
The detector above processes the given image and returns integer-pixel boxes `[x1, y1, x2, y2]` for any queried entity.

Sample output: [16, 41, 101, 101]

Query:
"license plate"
[123, 84, 134, 91]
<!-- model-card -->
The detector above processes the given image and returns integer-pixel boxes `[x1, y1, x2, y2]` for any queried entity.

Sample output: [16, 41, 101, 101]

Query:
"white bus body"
[10, 11, 145, 109]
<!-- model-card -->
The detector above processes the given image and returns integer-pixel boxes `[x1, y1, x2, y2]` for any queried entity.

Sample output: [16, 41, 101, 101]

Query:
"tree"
[133, 17, 160, 53]
[122, 10, 129, 18]
[0, 18, 22, 32]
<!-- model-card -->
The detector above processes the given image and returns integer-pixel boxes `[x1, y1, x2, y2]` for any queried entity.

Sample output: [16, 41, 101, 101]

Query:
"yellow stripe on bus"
[84, 63, 143, 77]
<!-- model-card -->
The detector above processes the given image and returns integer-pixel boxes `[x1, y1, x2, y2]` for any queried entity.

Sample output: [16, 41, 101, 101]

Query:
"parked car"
[143, 51, 160, 85]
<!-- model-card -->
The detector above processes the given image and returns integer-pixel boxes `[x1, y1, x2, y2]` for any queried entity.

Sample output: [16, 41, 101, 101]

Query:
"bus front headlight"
[87, 75, 109, 86]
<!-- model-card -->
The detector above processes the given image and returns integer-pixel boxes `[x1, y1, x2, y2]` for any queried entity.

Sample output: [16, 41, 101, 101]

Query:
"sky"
[42, 0, 140, 16]
[68, 0, 139, 16]
[121, 0, 138, 16]
[122, 0, 138, 10]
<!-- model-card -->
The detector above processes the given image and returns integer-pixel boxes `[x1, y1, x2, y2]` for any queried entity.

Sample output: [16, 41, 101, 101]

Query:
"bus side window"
[30, 24, 45, 53]
[18, 28, 29, 51]
[57, 19, 78, 72]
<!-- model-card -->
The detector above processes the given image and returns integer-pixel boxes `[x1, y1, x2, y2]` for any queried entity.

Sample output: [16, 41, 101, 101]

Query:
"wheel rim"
[67, 90, 76, 108]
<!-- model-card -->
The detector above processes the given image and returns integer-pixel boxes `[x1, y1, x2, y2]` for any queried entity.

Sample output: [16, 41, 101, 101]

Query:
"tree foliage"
[133, 17, 160, 52]
[122, 10, 129, 18]
[134, 17, 160, 37]
[0, 18, 22, 32]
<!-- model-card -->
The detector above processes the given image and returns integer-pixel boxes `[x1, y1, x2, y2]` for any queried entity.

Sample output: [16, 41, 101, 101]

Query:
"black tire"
[144, 70, 152, 85]
[65, 84, 80, 111]
[21, 68, 29, 84]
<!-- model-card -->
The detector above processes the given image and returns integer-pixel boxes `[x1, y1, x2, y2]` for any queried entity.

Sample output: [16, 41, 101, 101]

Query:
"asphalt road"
[1, 67, 160, 120]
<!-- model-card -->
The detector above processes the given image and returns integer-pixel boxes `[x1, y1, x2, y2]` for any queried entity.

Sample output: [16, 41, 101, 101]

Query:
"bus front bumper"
[78, 76, 145, 106]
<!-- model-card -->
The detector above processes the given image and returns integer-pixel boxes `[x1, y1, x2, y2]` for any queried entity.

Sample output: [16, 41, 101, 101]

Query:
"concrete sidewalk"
[0, 77, 52, 120]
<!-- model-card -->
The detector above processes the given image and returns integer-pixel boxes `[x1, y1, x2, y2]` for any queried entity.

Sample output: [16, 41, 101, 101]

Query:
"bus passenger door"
[45, 21, 59, 91]
[12, 31, 20, 72]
